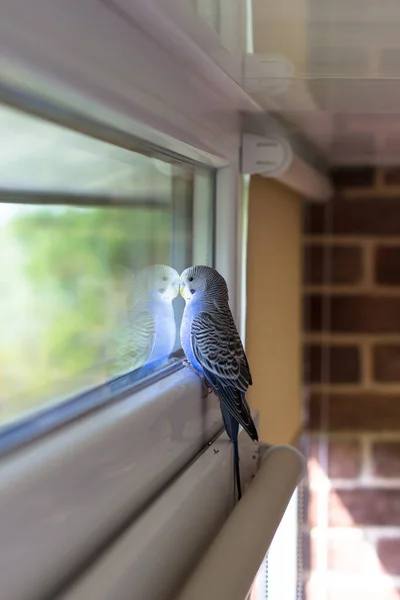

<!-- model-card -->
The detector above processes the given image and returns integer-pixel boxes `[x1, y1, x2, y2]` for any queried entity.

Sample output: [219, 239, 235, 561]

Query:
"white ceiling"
[245, 0, 400, 166]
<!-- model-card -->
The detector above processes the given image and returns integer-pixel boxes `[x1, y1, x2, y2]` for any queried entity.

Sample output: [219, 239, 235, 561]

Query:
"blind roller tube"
[176, 444, 306, 600]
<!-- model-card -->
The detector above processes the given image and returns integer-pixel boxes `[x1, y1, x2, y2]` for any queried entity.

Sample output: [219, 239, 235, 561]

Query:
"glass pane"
[0, 103, 215, 426]
[191, 0, 221, 34]
[190, 0, 241, 57]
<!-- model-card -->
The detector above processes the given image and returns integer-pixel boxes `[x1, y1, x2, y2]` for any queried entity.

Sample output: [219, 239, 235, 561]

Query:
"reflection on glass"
[190, 0, 243, 63]
[116, 265, 180, 375]
[0, 103, 215, 425]
[191, 0, 220, 34]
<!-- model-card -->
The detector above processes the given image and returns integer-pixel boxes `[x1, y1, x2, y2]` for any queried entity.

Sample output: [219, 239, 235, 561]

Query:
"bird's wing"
[190, 307, 252, 390]
[116, 301, 156, 372]
[190, 308, 257, 440]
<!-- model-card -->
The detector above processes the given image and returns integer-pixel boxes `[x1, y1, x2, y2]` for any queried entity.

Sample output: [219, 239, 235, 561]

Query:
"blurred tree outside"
[0, 203, 171, 423]
[0, 101, 199, 426]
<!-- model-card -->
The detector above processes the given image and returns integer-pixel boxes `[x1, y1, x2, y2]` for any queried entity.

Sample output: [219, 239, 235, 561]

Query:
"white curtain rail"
[175, 445, 306, 600]
[242, 113, 333, 202]
[277, 153, 333, 202]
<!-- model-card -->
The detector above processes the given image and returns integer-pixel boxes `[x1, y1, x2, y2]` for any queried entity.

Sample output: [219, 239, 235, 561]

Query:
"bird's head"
[180, 265, 229, 303]
[137, 265, 180, 302]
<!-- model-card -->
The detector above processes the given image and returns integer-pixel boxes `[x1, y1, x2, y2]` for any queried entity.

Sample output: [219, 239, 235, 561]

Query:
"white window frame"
[185, 0, 247, 81]
[0, 2, 254, 599]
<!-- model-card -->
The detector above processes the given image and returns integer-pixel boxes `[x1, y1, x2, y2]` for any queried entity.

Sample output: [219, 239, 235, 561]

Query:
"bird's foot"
[201, 381, 213, 399]
[182, 360, 212, 398]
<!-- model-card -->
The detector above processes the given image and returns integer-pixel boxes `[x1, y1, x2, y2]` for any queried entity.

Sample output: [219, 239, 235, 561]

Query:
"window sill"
[58, 418, 261, 600]
[0, 365, 223, 600]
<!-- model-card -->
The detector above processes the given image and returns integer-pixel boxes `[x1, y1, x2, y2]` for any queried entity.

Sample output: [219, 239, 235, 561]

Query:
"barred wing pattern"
[190, 307, 258, 441]
[116, 301, 156, 373]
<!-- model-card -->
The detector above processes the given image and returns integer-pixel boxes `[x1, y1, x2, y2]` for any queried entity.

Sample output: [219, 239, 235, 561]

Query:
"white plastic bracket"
[244, 53, 294, 96]
[241, 133, 293, 177]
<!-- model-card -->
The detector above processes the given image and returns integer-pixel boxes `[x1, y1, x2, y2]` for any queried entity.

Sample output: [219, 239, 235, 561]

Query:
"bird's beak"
[179, 281, 186, 299]
[172, 279, 180, 299]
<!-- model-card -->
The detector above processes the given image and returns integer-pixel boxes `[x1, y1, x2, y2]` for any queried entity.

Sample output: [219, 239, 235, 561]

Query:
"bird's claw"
[201, 381, 212, 399]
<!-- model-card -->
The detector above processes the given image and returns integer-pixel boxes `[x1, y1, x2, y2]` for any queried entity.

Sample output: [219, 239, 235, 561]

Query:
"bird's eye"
[158, 288, 165, 293]
[188, 276, 194, 282]
[162, 276, 168, 282]
[190, 289, 195, 295]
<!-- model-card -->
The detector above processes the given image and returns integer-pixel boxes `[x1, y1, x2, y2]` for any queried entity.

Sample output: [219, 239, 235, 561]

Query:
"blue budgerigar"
[180, 265, 258, 500]
[116, 264, 180, 374]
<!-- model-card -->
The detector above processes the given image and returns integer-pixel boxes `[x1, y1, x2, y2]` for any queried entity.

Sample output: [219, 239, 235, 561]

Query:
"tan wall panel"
[246, 175, 302, 444]
[251, 0, 308, 73]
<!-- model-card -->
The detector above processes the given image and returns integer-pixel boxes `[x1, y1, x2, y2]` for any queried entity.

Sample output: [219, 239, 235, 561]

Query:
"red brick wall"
[303, 168, 400, 600]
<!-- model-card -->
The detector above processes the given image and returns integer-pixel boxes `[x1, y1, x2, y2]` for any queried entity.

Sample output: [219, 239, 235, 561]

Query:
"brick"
[330, 489, 400, 526]
[309, 439, 361, 479]
[303, 245, 363, 285]
[384, 167, 400, 186]
[304, 198, 400, 236]
[329, 489, 357, 526]
[374, 344, 400, 382]
[304, 295, 400, 333]
[372, 442, 400, 477]
[376, 247, 400, 285]
[329, 441, 361, 479]
[308, 393, 400, 432]
[304, 345, 360, 384]
[377, 538, 400, 575]
[331, 167, 375, 189]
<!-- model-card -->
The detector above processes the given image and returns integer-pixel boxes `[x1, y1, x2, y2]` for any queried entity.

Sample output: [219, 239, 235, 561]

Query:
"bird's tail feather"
[233, 436, 242, 500]
[221, 403, 242, 501]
